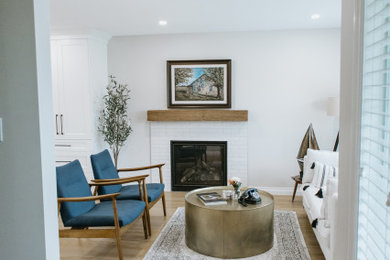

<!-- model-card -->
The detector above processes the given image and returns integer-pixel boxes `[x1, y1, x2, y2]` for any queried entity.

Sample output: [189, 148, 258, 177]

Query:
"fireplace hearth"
[170, 141, 227, 191]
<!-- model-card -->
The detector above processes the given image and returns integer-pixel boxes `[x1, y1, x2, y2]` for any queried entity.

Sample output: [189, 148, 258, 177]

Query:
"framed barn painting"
[167, 60, 231, 108]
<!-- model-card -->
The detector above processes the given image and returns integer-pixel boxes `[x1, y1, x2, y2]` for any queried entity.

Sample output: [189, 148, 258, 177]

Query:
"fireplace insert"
[170, 141, 227, 191]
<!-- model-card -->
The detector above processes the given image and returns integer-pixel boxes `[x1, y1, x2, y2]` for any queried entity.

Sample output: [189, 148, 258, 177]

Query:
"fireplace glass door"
[171, 141, 227, 191]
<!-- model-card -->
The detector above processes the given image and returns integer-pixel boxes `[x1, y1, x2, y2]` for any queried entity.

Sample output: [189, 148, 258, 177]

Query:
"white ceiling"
[50, 0, 341, 36]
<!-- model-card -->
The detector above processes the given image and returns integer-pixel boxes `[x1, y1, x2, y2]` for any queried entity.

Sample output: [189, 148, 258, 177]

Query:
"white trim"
[50, 30, 112, 44]
[261, 186, 302, 196]
[335, 0, 364, 259]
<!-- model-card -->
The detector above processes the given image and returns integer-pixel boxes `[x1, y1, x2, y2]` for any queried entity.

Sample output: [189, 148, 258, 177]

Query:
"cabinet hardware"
[56, 160, 72, 163]
[387, 193, 390, 207]
[55, 144, 71, 147]
[55, 114, 59, 135]
[60, 114, 64, 135]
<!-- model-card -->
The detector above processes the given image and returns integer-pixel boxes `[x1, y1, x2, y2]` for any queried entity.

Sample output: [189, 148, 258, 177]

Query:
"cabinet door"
[56, 39, 92, 140]
[55, 154, 93, 181]
[55, 140, 94, 181]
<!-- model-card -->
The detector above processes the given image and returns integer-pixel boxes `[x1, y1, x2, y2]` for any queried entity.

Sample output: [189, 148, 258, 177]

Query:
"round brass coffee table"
[185, 186, 274, 258]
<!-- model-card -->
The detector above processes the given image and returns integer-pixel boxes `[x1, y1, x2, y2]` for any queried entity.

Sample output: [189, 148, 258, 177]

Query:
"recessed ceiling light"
[159, 20, 167, 26]
[311, 14, 320, 20]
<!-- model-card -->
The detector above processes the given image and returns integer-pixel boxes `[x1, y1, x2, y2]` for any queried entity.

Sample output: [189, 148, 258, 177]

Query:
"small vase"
[233, 186, 241, 199]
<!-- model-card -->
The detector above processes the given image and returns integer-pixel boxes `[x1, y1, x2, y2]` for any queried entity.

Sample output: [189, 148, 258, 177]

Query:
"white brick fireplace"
[150, 121, 248, 191]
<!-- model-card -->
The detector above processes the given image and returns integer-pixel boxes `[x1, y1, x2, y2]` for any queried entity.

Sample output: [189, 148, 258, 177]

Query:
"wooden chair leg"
[158, 165, 167, 216]
[112, 199, 123, 260]
[142, 180, 152, 236]
[142, 211, 148, 239]
[146, 206, 152, 236]
[292, 181, 298, 202]
[162, 192, 167, 217]
[114, 228, 123, 260]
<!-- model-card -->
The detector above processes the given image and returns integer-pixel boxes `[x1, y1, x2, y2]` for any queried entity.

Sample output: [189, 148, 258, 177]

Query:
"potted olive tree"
[99, 76, 132, 167]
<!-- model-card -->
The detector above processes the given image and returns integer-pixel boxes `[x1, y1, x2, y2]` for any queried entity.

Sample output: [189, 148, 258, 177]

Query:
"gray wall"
[0, 0, 59, 259]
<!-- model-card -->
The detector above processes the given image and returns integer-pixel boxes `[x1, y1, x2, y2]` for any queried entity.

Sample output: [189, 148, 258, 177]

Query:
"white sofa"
[301, 149, 338, 260]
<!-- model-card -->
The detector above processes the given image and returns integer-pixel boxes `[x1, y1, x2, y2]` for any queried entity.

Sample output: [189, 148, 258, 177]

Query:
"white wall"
[0, 0, 59, 259]
[88, 35, 111, 153]
[108, 29, 340, 190]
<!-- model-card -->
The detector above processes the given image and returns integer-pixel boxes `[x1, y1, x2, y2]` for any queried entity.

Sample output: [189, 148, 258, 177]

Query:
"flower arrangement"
[229, 177, 241, 188]
[229, 177, 242, 198]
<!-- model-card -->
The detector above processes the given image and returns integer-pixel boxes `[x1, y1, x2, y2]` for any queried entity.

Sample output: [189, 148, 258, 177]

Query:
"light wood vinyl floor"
[59, 192, 325, 260]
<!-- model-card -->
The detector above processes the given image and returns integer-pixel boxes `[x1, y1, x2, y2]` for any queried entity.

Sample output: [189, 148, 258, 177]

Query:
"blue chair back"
[90, 149, 122, 195]
[56, 160, 95, 224]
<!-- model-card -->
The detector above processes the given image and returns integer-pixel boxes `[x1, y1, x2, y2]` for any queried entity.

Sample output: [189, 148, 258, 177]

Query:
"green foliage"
[204, 67, 224, 98]
[99, 76, 132, 167]
[175, 68, 193, 86]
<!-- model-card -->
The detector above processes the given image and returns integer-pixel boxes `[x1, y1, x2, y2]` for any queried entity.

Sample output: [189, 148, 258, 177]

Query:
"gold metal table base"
[185, 187, 274, 259]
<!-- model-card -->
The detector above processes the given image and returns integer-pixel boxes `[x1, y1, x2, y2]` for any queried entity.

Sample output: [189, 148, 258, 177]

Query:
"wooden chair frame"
[58, 175, 149, 260]
[92, 163, 166, 236]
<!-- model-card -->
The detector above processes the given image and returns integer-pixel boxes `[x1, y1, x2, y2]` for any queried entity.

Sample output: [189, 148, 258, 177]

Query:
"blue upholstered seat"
[90, 149, 122, 195]
[118, 183, 165, 202]
[91, 149, 164, 203]
[56, 160, 96, 224]
[64, 200, 145, 227]
[56, 160, 145, 228]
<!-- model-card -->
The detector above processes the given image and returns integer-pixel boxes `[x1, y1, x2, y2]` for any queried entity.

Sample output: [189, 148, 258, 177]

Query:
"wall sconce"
[327, 97, 339, 116]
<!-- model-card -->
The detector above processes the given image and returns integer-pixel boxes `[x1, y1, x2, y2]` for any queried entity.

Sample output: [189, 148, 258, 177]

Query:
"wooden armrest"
[117, 163, 165, 172]
[57, 193, 120, 202]
[90, 174, 149, 185]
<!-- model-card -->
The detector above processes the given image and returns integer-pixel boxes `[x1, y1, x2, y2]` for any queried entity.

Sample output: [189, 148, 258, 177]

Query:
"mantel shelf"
[147, 110, 248, 122]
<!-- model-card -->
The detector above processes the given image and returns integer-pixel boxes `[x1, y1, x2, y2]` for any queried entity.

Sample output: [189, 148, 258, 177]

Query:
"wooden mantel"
[147, 110, 248, 122]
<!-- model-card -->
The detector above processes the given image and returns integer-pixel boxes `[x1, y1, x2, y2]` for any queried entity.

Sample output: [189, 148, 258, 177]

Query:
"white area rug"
[144, 207, 311, 260]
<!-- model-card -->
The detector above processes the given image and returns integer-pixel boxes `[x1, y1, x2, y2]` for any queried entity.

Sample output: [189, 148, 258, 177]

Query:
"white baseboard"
[261, 186, 302, 196]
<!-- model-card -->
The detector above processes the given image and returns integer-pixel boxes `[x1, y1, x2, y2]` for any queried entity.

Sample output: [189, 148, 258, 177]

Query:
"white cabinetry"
[50, 33, 109, 180]
[51, 39, 92, 140]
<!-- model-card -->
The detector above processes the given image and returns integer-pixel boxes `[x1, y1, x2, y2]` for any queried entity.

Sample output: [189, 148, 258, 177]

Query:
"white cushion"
[302, 149, 338, 183]
[301, 184, 311, 211]
[320, 175, 338, 228]
[303, 185, 323, 220]
[309, 194, 322, 220]
[312, 162, 337, 189]
[327, 176, 338, 197]
[316, 220, 330, 247]
[302, 156, 314, 183]
[312, 162, 326, 188]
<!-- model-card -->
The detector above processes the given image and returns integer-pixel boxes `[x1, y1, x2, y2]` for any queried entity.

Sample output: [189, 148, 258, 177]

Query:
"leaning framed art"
[167, 60, 231, 108]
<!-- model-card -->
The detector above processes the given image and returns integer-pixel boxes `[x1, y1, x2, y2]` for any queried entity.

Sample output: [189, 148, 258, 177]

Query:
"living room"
[0, 0, 385, 259]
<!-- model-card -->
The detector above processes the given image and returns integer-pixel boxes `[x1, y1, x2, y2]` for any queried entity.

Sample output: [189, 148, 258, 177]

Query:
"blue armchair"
[90, 149, 166, 235]
[56, 160, 148, 260]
